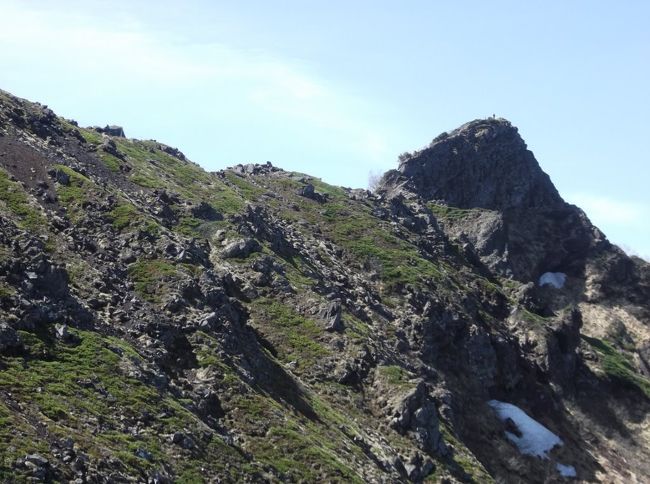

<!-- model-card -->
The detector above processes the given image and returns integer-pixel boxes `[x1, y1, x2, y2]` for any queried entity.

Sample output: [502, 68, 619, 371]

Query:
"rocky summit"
[0, 88, 649, 484]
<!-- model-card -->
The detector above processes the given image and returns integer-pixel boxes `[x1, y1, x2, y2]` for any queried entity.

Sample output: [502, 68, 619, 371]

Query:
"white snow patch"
[538, 272, 567, 289]
[556, 463, 577, 477]
[488, 400, 562, 458]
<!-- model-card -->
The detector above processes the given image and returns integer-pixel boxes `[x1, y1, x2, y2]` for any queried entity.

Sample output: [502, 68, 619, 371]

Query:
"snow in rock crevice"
[488, 400, 562, 458]
[538, 272, 566, 288]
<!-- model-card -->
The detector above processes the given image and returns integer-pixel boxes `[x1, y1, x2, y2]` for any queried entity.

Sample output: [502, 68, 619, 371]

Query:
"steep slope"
[0, 89, 649, 483]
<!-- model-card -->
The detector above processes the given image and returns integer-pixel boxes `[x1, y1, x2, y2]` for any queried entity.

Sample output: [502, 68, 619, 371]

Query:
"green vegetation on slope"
[52, 165, 97, 223]
[250, 298, 329, 368]
[108, 200, 160, 236]
[583, 335, 650, 398]
[127, 259, 194, 303]
[0, 327, 243, 481]
[0, 168, 45, 231]
[249, 174, 446, 291]
[428, 203, 475, 221]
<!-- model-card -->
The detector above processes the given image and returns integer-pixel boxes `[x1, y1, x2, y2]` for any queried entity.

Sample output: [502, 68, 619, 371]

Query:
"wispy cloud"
[0, 1, 390, 162]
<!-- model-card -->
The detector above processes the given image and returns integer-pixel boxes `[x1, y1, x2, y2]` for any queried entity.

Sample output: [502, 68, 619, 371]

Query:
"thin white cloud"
[0, 1, 389, 161]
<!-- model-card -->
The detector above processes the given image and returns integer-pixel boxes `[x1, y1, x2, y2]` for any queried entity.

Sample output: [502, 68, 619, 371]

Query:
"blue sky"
[1, 1, 648, 258]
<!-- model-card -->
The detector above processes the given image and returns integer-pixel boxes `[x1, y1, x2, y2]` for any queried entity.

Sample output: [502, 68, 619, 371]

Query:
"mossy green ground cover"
[0, 327, 242, 481]
[583, 335, 650, 398]
[99, 138, 247, 217]
[0, 168, 45, 231]
[428, 203, 475, 221]
[249, 298, 329, 368]
[108, 201, 160, 235]
[249, 174, 446, 292]
[52, 165, 98, 223]
[127, 259, 191, 303]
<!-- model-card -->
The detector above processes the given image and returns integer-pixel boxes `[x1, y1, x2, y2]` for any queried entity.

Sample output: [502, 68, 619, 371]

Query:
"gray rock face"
[381, 118, 563, 211]
[380, 118, 608, 282]
[465, 325, 497, 386]
[220, 238, 261, 259]
[390, 381, 446, 456]
[318, 300, 343, 332]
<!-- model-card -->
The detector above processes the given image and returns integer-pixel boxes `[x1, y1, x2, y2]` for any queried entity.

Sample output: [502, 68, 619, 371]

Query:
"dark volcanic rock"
[102, 125, 126, 137]
[389, 381, 446, 456]
[380, 117, 608, 282]
[380, 118, 563, 211]
[318, 300, 343, 332]
[191, 201, 222, 221]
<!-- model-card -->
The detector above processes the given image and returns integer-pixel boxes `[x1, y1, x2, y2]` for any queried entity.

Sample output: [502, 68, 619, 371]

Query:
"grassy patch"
[189, 331, 232, 370]
[268, 425, 361, 482]
[347, 235, 443, 290]
[77, 127, 102, 145]
[0, 168, 45, 231]
[224, 172, 266, 201]
[517, 308, 551, 328]
[52, 165, 97, 222]
[428, 203, 474, 221]
[99, 151, 122, 172]
[377, 365, 413, 386]
[127, 259, 181, 303]
[583, 335, 650, 398]
[175, 216, 203, 237]
[0, 282, 15, 298]
[250, 298, 329, 367]
[434, 423, 495, 483]
[109, 202, 140, 230]
[98, 138, 247, 217]
[130, 173, 163, 189]
[116, 139, 209, 193]
[267, 176, 445, 292]
[209, 187, 246, 215]
[108, 201, 160, 236]
[239, 404, 364, 484]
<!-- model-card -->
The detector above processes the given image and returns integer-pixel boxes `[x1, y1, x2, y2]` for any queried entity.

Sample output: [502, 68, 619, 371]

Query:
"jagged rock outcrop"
[1, 89, 649, 483]
[381, 118, 563, 211]
[379, 118, 617, 288]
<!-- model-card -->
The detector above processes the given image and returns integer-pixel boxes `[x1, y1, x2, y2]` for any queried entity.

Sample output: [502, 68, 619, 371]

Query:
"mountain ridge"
[1, 88, 649, 483]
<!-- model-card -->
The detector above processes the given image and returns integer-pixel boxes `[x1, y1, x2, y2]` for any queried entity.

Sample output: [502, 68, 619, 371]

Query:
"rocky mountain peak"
[1, 89, 650, 483]
[381, 117, 563, 211]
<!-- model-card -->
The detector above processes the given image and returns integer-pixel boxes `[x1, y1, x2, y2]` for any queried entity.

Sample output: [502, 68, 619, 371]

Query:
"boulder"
[319, 300, 344, 332]
[220, 238, 261, 259]
[52, 168, 70, 186]
[191, 202, 222, 221]
[297, 184, 327, 203]
[16, 453, 50, 480]
[389, 382, 447, 456]
[103, 125, 126, 137]
[170, 432, 195, 449]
